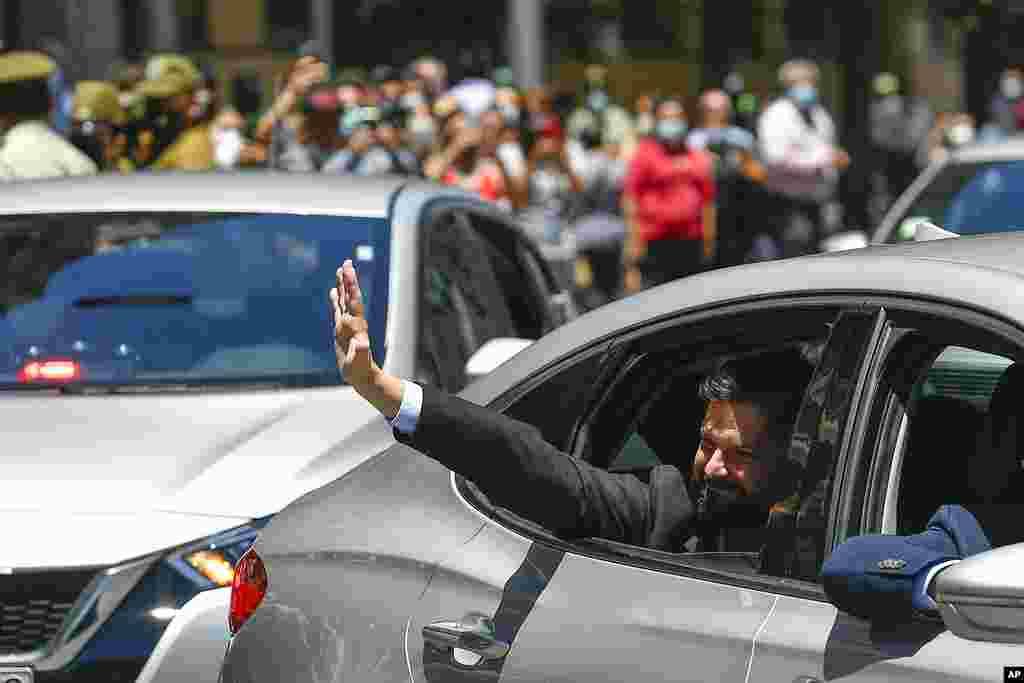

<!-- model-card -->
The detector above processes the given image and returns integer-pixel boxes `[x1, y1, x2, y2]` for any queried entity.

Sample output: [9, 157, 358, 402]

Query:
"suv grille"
[0, 569, 98, 655]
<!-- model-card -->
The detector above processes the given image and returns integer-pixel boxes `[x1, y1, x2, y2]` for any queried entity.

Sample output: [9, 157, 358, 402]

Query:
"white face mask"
[1003, 75, 1024, 100]
[212, 127, 244, 168]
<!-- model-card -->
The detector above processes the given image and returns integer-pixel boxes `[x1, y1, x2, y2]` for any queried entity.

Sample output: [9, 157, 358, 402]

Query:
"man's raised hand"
[330, 259, 378, 388]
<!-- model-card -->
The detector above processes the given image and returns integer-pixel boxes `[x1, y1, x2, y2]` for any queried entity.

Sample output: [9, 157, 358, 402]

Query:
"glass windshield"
[889, 160, 1024, 241]
[0, 212, 389, 390]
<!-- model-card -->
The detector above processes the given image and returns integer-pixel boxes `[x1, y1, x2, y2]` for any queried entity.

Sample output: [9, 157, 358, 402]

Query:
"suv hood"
[0, 387, 393, 547]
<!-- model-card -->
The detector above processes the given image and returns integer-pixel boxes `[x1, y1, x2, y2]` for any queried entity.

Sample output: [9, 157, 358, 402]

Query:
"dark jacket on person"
[393, 385, 792, 553]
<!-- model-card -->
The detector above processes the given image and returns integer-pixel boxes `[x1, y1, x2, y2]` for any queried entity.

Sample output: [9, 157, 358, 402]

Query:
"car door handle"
[423, 612, 510, 666]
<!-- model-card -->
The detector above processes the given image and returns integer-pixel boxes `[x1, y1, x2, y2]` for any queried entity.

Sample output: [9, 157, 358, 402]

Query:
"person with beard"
[136, 54, 214, 171]
[70, 81, 132, 172]
[0, 51, 97, 180]
[622, 97, 716, 293]
[329, 258, 815, 555]
[756, 59, 848, 260]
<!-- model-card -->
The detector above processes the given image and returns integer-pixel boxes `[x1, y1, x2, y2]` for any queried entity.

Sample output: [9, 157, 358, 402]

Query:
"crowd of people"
[2, 42, 1022, 308]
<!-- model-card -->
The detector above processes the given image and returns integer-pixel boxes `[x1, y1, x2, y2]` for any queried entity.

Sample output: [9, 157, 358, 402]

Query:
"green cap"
[74, 81, 126, 125]
[0, 51, 56, 84]
[136, 54, 201, 98]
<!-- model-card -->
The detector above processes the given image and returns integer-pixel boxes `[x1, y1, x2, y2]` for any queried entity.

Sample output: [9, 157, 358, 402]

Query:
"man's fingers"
[342, 260, 365, 319]
[335, 266, 347, 315]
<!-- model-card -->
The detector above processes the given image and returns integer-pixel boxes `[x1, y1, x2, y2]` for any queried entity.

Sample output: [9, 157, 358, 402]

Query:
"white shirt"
[757, 98, 837, 201]
[0, 120, 98, 180]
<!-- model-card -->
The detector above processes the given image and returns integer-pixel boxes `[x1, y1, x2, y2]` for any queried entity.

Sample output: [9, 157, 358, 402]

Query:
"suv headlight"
[165, 518, 270, 589]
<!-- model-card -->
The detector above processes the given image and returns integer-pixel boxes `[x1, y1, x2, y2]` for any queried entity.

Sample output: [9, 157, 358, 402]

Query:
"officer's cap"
[137, 54, 201, 98]
[0, 51, 56, 84]
[73, 81, 126, 125]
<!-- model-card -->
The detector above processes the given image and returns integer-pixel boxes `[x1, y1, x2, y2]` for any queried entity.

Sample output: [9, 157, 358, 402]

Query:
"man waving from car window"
[333, 259, 995, 619]
[331, 259, 808, 552]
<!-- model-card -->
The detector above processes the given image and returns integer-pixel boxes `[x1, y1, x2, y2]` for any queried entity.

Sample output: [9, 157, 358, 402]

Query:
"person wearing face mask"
[979, 67, 1024, 144]
[622, 97, 716, 293]
[567, 64, 636, 158]
[756, 59, 848, 261]
[868, 72, 933, 219]
[70, 81, 132, 173]
[0, 51, 97, 180]
[136, 54, 214, 171]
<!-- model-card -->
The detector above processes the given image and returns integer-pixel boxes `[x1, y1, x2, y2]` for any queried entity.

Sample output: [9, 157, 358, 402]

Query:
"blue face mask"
[656, 119, 688, 145]
[789, 85, 818, 108]
[587, 91, 609, 112]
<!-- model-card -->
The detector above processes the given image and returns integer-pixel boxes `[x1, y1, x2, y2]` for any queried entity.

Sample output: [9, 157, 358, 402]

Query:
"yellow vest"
[150, 124, 214, 171]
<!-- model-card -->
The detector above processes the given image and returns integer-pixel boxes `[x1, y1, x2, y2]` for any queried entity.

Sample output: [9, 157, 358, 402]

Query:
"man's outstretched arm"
[329, 260, 692, 546]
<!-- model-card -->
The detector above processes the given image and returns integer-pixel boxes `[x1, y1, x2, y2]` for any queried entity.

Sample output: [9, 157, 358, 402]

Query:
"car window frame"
[834, 298, 1024, 547]
[414, 200, 565, 390]
[456, 293, 889, 602]
[460, 204, 568, 336]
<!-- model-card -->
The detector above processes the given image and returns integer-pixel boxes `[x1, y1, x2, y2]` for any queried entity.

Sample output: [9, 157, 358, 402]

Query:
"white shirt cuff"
[389, 380, 423, 434]
[920, 559, 961, 611]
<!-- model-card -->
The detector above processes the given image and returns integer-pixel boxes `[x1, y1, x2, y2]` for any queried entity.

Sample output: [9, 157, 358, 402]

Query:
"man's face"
[693, 400, 770, 497]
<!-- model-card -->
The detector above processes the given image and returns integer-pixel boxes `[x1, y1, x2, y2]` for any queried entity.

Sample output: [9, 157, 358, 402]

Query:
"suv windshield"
[0, 212, 389, 390]
[890, 160, 1024, 241]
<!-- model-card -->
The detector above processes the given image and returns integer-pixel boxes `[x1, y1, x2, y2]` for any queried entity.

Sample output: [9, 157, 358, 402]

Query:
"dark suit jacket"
[393, 385, 696, 550]
[821, 505, 992, 621]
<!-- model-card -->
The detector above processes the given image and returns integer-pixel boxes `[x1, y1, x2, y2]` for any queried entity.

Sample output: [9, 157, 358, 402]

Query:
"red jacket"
[624, 140, 716, 242]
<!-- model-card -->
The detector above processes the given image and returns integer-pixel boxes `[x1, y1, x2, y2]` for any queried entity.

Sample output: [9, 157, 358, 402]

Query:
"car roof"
[464, 232, 1024, 404]
[0, 171, 422, 218]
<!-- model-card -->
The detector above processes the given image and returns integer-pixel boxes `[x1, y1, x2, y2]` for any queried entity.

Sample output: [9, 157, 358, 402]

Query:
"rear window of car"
[0, 211, 389, 391]
[891, 160, 1024, 241]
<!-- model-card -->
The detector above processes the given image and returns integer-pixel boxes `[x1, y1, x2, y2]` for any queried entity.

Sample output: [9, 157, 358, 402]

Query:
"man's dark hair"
[698, 349, 813, 439]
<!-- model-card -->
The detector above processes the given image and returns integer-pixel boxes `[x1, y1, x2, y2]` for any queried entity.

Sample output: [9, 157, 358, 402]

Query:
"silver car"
[873, 137, 1024, 244]
[0, 172, 572, 683]
[222, 231, 1024, 683]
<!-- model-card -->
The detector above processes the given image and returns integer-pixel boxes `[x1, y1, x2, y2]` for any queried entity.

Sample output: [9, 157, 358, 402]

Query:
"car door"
[408, 301, 884, 683]
[416, 206, 568, 393]
[749, 301, 1024, 683]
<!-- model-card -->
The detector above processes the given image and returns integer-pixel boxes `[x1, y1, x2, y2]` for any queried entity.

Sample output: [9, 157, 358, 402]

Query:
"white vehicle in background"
[0, 172, 573, 683]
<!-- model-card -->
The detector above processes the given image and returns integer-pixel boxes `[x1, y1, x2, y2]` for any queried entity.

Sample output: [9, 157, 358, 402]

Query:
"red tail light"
[18, 359, 81, 383]
[229, 547, 267, 635]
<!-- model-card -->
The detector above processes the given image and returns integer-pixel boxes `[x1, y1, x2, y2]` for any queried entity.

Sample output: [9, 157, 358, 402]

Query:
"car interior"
[896, 347, 1024, 549]
[556, 311, 839, 580]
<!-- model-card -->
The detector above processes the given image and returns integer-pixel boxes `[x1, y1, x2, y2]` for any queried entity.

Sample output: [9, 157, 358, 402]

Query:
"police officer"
[70, 81, 132, 172]
[135, 54, 214, 171]
[0, 51, 97, 180]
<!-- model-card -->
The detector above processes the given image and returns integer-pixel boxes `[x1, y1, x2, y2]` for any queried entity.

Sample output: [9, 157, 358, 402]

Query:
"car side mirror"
[934, 542, 1024, 643]
[464, 337, 534, 382]
[913, 221, 958, 242]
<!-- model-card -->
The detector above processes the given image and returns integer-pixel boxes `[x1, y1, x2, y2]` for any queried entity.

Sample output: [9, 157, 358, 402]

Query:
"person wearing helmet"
[70, 81, 133, 172]
[0, 51, 97, 179]
[135, 54, 214, 171]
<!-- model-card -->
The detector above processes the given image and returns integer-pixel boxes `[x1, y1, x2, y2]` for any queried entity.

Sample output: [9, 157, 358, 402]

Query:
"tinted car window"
[0, 212, 388, 389]
[891, 160, 1024, 241]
